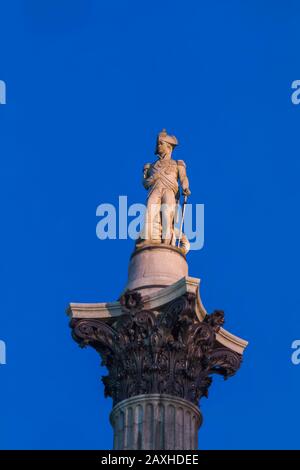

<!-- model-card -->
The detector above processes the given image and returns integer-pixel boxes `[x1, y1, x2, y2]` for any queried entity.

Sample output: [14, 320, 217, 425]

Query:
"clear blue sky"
[0, 0, 299, 450]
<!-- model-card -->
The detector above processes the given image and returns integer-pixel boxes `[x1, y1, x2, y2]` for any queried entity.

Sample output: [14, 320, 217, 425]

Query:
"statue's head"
[155, 129, 178, 159]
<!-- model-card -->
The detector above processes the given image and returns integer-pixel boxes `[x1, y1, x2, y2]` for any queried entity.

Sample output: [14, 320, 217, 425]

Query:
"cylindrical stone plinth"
[124, 245, 188, 296]
[110, 394, 202, 450]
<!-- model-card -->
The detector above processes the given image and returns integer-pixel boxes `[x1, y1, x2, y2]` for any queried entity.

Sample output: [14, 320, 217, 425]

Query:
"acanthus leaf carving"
[70, 293, 242, 406]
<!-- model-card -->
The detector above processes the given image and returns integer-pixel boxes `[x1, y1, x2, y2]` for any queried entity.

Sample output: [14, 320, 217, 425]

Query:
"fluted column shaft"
[110, 394, 202, 450]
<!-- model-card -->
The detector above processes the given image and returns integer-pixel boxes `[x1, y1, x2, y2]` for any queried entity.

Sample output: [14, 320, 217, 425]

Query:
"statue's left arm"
[177, 160, 191, 197]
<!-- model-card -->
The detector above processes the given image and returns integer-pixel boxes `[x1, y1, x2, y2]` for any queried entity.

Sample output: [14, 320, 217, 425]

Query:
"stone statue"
[137, 129, 191, 253]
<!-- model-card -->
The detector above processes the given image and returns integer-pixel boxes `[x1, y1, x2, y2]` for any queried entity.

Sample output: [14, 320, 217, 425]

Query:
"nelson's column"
[68, 129, 248, 450]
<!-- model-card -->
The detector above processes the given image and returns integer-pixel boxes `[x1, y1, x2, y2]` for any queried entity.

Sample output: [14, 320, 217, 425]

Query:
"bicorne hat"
[155, 129, 178, 154]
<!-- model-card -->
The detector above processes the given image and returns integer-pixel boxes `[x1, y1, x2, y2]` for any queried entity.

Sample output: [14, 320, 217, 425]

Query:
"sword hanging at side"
[177, 194, 188, 248]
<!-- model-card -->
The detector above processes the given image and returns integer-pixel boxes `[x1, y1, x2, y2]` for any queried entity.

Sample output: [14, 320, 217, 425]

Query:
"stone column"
[71, 258, 242, 450]
[110, 394, 202, 450]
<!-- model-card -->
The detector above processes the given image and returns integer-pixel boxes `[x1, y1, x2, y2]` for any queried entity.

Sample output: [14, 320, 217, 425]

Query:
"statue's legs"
[141, 187, 176, 244]
[161, 189, 176, 244]
[142, 188, 162, 242]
